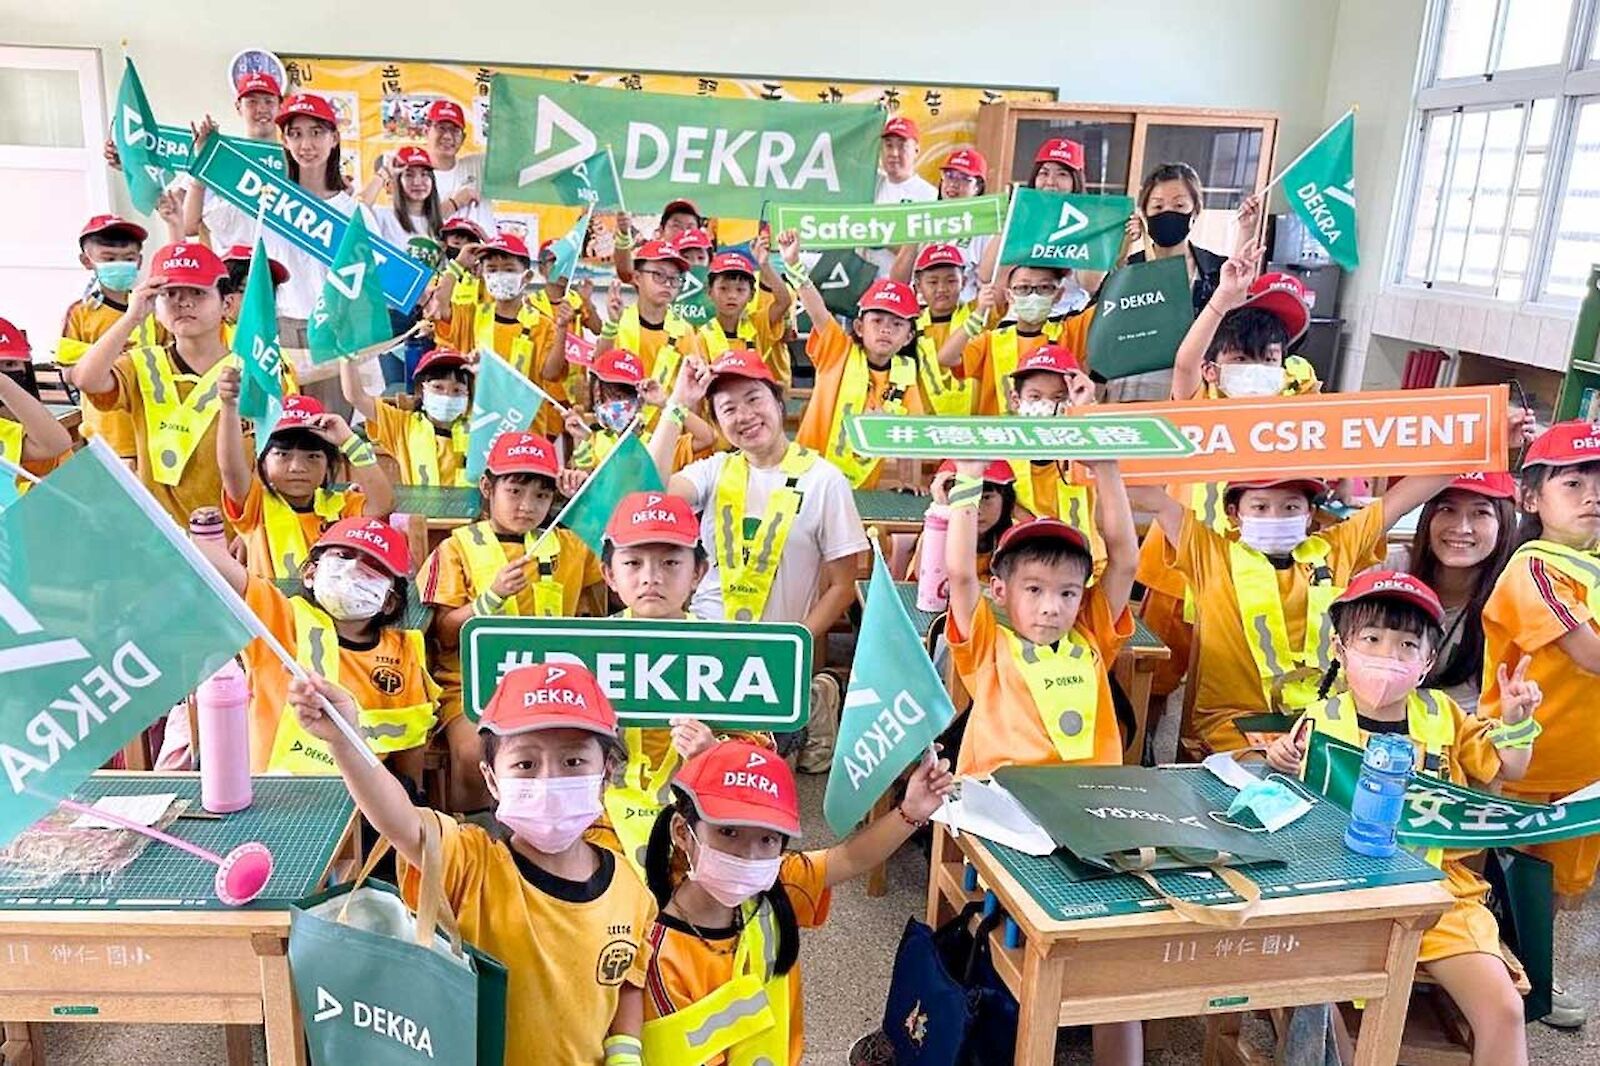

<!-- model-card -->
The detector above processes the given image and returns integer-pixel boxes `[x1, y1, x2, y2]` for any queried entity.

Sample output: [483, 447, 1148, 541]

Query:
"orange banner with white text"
[1110, 386, 1509, 484]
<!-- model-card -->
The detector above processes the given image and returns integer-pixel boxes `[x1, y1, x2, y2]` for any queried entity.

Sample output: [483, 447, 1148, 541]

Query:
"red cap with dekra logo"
[936, 459, 1015, 485]
[80, 214, 148, 244]
[913, 244, 964, 272]
[708, 349, 776, 384]
[1447, 471, 1517, 499]
[857, 279, 918, 319]
[412, 347, 471, 377]
[1523, 421, 1600, 469]
[152, 243, 228, 288]
[275, 93, 338, 128]
[1034, 138, 1086, 172]
[235, 72, 283, 101]
[482, 233, 532, 262]
[591, 348, 646, 386]
[672, 228, 713, 253]
[478, 662, 620, 738]
[313, 517, 410, 577]
[1334, 569, 1445, 626]
[1010, 344, 1081, 379]
[220, 244, 291, 285]
[0, 317, 30, 358]
[440, 215, 488, 242]
[675, 740, 801, 837]
[708, 251, 756, 278]
[1243, 272, 1311, 343]
[992, 516, 1090, 562]
[605, 491, 700, 548]
[391, 146, 434, 170]
[633, 239, 690, 270]
[882, 115, 920, 141]
[426, 99, 466, 128]
[1225, 475, 1329, 500]
[486, 432, 559, 478]
[941, 146, 987, 180]
[269, 394, 325, 434]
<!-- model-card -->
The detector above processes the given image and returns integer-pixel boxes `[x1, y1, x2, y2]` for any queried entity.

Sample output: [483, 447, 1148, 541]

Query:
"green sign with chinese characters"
[772, 195, 1006, 249]
[460, 617, 811, 730]
[844, 414, 1195, 460]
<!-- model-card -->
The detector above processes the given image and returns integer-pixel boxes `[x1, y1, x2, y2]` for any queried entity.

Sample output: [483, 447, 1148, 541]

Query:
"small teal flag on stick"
[111, 57, 170, 215]
[546, 204, 594, 283]
[465, 351, 548, 483]
[552, 146, 626, 211]
[308, 210, 391, 364]
[1280, 110, 1360, 271]
[552, 433, 662, 554]
[232, 238, 283, 424]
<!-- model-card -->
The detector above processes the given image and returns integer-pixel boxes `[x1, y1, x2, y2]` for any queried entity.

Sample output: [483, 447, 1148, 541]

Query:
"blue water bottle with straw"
[1344, 733, 1415, 858]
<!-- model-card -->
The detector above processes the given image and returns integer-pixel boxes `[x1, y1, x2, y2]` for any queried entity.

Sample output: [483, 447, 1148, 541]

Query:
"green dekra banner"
[460, 617, 812, 730]
[483, 74, 882, 217]
[1086, 256, 1195, 379]
[999, 189, 1133, 271]
[772, 195, 1006, 250]
[156, 124, 285, 175]
[670, 266, 715, 327]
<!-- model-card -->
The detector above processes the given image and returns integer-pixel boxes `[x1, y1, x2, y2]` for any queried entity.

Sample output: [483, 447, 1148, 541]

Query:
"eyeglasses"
[636, 268, 684, 292]
[1008, 284, 1058, 297]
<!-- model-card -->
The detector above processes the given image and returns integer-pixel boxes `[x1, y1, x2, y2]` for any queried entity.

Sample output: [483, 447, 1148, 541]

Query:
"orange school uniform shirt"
[700, 290, 790, 385]
[798, 318, 927, 489]
[85, 347, 235, 532]
[949, 593, 1133, 778]
[1175, 503, 1387, 750]
[436, 293, 567, 438]
[399, 817, 656, 1066]
[223, 479, 368, 579]
[365, 398, 467, 487]
[962, 313, 1094, 416]
[239, 578, 438, 772]
[58, 297, 169, 457]
[643, 851, 830, 1066]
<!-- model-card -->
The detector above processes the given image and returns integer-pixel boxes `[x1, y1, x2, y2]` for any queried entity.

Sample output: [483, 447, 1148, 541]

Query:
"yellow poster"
[282, 55, 1053, 252]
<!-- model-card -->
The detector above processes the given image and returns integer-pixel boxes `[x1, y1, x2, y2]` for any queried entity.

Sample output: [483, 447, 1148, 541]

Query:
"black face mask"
[443, 244, 462, 261]
[1146, 210, 1193, 249]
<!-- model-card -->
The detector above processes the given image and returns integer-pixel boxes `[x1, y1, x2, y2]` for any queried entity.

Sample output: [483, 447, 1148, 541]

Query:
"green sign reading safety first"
[460, 617, 812, 731]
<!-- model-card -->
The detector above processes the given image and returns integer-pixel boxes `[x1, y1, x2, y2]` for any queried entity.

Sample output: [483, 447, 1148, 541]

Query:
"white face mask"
[1238, 513, 1310, 556]
[1010, 292, 1055, 323]
[1014, 398, 1061, 419]
[422, 392, 468, 424]
[483, 271, 527, 301]
[312, 555, 392, 621]
[1218, 363, 1287, 398]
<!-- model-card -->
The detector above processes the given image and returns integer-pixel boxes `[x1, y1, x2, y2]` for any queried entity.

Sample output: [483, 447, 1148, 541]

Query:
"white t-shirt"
[863, 172, 940, 277]
[680, 451, 870, 624]
[210, 191, 377, 319]
[432, 153, 496, 235]
[371, 207, 435, 251]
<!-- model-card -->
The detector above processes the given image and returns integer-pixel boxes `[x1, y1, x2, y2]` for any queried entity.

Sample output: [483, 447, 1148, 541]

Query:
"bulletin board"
[280, 54, 1055, 255]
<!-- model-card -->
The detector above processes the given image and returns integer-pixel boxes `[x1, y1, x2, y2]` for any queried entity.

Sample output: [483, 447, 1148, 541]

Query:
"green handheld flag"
[0, 443, 256, 846]
[1280, 110, 1360, 271]
[800, 250, 877, 327]
[1085, 256, 1195, 379]
[824, 548, 955, 836]
[112, 58, 170, 215]
[671, 266, 714, 327]
[551, 147, 626, 211]
[466, 351, 548, 483]
[546, 204, 593, 283]
[999, 189, 1134, 272]
[232, 238, 283, 424]
[307, 210, 391, 365]
[554, 433, 663, 554]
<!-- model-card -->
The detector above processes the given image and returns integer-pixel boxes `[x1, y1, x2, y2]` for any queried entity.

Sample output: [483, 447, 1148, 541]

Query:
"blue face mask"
[95, 261, 139, 292]
[596, 399, 639, 434]
[1220, 777, 1312, 833]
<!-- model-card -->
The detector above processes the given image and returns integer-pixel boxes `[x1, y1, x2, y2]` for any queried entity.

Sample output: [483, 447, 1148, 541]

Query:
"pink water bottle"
[917, 504, 952, 612]
[198, 660, 253, 814]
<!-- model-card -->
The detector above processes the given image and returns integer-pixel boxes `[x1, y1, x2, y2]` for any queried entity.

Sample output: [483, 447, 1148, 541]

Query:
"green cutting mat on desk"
[0, 776, 355, 911]
[390, 484, 482, 520]
[982, 767, 1442, 921]
[854, 489, 930, 525]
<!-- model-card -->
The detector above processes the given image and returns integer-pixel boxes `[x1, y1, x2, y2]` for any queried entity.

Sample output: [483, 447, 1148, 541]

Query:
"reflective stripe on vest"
[642, 899, 790, 1066]
[619, 305, 694, 392]
[403, 409, 471, 486]
[1230, 535, 1338, 711]
[1008, 460, 1104, 564]
[1178, 482, 1231, 623]
[605, 728, 682, 879]
[133, 346, 235, 486]
[699, 315, 759, 360]
[988, 321, 1063, 410]
[57, 312, 162, 366]
[450, 521, 565, 617]
[473, 298, 544, 377]
[914, 306, 976, 416]
[266, 597, 436, 773]
[0, 419, 23, 507]
[1303, 689, 1453, 866]
[260, 489, 348, 578]
[714, 444, 817, 621]
[999, 625, 1100, 762]
[1511, 540, 1600, 615]
[825, 345, 918, 487]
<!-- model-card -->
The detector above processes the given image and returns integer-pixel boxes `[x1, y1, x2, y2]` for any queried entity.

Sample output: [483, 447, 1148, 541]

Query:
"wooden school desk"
[0, 774, 359, 1066]
[853, 488, 931, 536]
[926, 768, 1453, 1066]
[44, 404, 82, 446]
[388, 484, 482, 532]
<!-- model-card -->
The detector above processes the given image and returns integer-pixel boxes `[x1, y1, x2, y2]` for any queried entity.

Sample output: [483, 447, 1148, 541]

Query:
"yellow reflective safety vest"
[132, 346, 235, 487]
[266, 597, 436, 773]
[699, 314, 758, 359]
[619, 305, 696, 392]
[1230, 536, 1338, 711]
[714, 445, 818, 621]
[471, 298, 547, 377]
[1302, 689, 1454, 866]
[0, 419, 24, 505]
[1000, 625, 1100, 762]
[914, 306, 976, 416]
[56, 312, 163, 366]
[1510, 540, 1600, 614]
[450, 521, 565, 617]
[403, 410, 472, 486]
[987, 321, 1063, 409]
[825, 346, 917, 487]
[260, 488, 348, 578]
[642, 898, 791, 1066]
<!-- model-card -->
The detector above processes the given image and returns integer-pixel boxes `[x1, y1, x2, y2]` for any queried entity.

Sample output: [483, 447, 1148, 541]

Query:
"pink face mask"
[494, 774, 604, 853]
[1342, 648, 1430, 709]
[687, 828, 781, 908]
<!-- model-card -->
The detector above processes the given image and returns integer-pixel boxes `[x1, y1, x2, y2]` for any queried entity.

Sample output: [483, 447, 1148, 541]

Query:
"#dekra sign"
[460, 617, 812, 731]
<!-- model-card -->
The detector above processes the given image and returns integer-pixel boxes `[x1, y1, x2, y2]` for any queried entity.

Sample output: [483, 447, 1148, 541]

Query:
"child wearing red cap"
[567, 348, 708, 472]
[903, 243, 982, 416]
[1483, 423, 1600, 930]
[57, 214, 167, 460]
[598, 241, 704, 398]
[697, 240, 793, 387]
[75, 242, 245, 529]
[190, 509, 438, 777]
[285, 662, 655, 1066]
[420, 431, 602, 807]
[610, 201, 707, 285]
[1268, 571, 1540, 1065]
[342, 346, 474, 485]
[174, 73, 283, 253]
[777, 229, 927, 488]
[640, 739, 954, 1064]
[1136, 473, 1452, 754]
[0, 320, 73, 499]
[436, 233, 568, 438]
[216, 371, 392, 579]
[912, 460, 1017, 584]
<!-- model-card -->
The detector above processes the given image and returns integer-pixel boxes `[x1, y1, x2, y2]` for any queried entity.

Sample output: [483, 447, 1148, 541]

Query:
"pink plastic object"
[55, 797, 275, 907]
[197, 661, 253, 814]
[916, 504, 952, 612]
